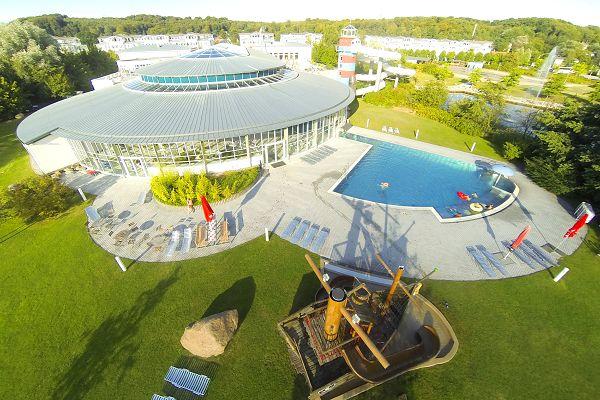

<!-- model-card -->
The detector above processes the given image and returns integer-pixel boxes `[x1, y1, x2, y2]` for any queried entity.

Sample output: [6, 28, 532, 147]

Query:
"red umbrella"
[200, 195, 215, 222]
[510, 225, 531, 250]
[563, 214, 587, 238]
[503, 225, 531, 259]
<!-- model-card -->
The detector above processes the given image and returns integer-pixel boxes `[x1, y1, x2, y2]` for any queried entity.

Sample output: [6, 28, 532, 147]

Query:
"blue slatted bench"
[291, 220, 310, 244]
[466, 246, 495, 277]
[151, 395, 176, 400]
[164, 366, 210, 396]
[476, 245, 509, 276]
[309, 227, 330, 253]
[281, 217, 301, 239]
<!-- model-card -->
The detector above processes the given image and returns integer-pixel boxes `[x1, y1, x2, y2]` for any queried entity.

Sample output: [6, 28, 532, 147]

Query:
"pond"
[446, 93, 538, 130]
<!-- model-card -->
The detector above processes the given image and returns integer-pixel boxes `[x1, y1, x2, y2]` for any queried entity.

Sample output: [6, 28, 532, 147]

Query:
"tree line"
[0, 21, 117, 121]
[18, 14, 600, 69]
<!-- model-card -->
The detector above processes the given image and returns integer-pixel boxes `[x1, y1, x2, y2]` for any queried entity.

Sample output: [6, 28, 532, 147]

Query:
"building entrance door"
[120, 157, 147, 177]
[264, 140, 287, 164]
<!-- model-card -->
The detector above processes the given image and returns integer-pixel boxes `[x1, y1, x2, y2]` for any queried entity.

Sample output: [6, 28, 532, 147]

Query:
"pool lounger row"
[501, 240, 537, 270]
[466, 246, 496, 277]
[164, 366, 210, 396]
[475, 245, 509, 276]
[281, 217, 330, 253]
[519, 243, 552, 269]
[523, 239, 558, 266]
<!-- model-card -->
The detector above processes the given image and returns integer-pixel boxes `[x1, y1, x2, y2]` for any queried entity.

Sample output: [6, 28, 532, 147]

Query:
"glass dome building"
[17, 45, 354, 176]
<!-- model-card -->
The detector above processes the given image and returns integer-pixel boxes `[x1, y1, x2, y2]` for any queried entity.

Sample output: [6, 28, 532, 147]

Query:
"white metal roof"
[17, 72, 353, 145]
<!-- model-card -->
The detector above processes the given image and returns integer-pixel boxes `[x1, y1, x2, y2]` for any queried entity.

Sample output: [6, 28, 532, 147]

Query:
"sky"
[1, 0, 599, 27]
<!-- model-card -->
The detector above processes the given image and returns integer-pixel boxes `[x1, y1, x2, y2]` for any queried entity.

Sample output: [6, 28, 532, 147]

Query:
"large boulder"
[180, 310, 238, 358]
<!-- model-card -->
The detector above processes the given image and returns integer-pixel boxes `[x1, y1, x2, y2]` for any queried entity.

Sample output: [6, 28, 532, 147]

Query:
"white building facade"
[280, 33, 323, 45]
[364, 35, 493, 56]
[96, 33, 213, 52]
[54, 37, 88, 53]
[239, 31, 275, 47]
[239, 32, 313, 70]
[115, 45, 194, 73]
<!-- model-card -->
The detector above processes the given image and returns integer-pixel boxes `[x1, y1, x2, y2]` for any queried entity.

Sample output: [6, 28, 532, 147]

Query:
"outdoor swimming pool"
[332, 134, 516, 220]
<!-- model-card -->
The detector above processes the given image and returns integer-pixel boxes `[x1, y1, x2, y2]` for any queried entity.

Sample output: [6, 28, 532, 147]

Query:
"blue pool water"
[334, 134, 513, 219]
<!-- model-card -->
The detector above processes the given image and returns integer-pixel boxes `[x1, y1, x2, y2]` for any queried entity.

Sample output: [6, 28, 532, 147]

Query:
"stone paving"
[70, 127, 586, 281]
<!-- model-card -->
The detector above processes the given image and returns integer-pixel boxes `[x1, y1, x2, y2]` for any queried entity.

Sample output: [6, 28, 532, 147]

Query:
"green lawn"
[0, 119, 34, 188]
[350, 100, 505, 161]
[1, 119, 599, 399]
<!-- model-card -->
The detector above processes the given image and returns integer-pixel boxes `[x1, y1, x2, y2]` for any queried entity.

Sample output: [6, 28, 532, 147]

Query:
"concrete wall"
[24, 135, 79, 174]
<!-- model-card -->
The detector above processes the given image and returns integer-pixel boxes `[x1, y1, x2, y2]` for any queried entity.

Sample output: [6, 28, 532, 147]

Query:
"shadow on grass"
[51, 268, 181, 400]
[200, 276, 256, 327]
[0, 220, 37, 244]
[291, 373, 310, 399]
[288, 272, 321, 314]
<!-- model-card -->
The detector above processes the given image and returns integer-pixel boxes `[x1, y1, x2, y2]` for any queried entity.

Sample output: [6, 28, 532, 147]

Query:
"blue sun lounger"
[310, 227, 330, 253]
[164, 366, 210, 396]
[476, 245, 509, 276]
[165, 230, 181, 257]
[466, 246, 496, 277]
[291, 220, 310, 244]
[282, 217, 301, 239]
[523, 239, 558, 266]
[519, 243, 551, 269]
[301, 224, 320, 249]
[501, 240, 537, 270]
[85, 206, 101, 224]
[151, 395, 176, 400]
[181, 227, 192, 253]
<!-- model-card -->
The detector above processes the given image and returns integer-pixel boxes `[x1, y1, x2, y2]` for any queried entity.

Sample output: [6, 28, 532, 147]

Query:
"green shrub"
[2, 175, 80, 221]
[150, 166, 260, 206]
[413, 105, 485, 137]
[502, 142, 523, 160]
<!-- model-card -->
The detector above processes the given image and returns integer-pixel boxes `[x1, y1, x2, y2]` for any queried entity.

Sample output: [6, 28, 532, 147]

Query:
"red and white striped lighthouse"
[337, 25, 358, 87]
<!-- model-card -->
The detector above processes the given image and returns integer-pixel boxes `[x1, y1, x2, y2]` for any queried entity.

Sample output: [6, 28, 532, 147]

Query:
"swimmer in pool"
[380, 182, 390, 189]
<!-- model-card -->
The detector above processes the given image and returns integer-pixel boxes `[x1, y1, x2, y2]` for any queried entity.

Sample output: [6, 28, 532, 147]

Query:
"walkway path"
[72, 128, 585, 281]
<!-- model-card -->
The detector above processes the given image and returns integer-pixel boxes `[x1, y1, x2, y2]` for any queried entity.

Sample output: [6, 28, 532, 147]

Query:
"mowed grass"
[350, 100, 505, 161]
[1, 118, 599, 399]
[0, 208, 316, 399]
[0, 119, 34, 188]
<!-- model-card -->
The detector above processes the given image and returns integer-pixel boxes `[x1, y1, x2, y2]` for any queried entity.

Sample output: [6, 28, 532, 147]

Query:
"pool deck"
[72, 126, 586, 281]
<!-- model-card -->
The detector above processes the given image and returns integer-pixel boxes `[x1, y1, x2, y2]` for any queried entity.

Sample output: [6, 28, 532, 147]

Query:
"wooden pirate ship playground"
[278, 255, 458, 399]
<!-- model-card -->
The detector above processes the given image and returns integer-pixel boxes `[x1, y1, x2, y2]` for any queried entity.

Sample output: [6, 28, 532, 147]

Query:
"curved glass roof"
[181, 48, 238, 58]
[136, 46, 284, 77]
[125, 69, 296, 92]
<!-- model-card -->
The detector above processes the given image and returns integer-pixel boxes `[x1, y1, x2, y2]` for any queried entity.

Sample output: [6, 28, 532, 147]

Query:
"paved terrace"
[69, 127, 586, 281]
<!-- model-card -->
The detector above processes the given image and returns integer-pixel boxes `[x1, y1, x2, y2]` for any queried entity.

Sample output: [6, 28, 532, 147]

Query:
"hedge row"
[150, 167, 260, 206]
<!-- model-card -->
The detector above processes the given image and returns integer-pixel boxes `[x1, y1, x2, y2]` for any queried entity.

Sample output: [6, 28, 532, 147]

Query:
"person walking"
[187, 198, 195, 213]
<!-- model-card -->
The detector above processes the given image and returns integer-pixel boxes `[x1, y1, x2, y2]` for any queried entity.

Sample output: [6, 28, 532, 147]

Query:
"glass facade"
[140, 68, 281, 85]
[69, 109, 347, 177]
